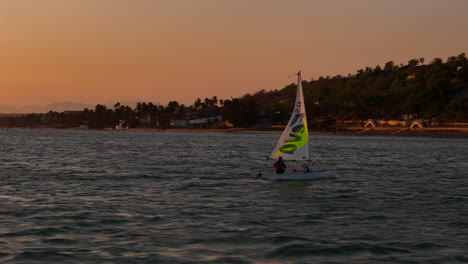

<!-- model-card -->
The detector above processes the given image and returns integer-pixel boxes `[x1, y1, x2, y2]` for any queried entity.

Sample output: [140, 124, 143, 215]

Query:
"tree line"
[0, 97, 222, 129]
[1, 53, 467, 129]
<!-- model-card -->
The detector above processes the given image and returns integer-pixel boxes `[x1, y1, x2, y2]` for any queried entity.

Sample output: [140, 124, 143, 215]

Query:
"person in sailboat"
[300, 163, 310, 173]
[274, 156, 287, 174]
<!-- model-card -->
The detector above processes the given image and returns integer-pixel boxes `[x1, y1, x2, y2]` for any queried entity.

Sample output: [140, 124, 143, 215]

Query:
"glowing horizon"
[2, 0, 468, 109]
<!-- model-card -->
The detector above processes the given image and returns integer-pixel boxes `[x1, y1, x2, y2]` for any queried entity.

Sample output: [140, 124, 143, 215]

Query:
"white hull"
[259, 171, 336, 181]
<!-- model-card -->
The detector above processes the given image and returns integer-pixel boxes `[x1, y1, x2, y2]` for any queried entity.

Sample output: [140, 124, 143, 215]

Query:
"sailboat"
[259, 71, 336, 181]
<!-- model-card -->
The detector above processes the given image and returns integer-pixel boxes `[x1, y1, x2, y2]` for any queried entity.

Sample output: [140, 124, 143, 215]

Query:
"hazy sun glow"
[1, 0, 468, 111]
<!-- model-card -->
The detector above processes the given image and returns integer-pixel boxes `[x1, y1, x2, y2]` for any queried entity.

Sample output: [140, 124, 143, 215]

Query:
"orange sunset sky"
[1, 0, 468, 110]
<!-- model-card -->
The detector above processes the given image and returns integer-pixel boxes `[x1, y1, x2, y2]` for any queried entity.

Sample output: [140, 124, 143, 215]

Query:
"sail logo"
[273, 113, 308, 157]
[295, 102, 302, 114]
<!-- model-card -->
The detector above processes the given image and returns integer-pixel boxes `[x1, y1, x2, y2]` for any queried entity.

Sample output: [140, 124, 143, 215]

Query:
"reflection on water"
[0, 129, 467, 263]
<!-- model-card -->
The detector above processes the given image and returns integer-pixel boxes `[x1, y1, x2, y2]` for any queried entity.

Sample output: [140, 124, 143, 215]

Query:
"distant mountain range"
[0, 101, 146, 114]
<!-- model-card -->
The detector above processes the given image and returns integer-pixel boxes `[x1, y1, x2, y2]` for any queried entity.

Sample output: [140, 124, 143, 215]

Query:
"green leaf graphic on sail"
[272, 120, 308, 157]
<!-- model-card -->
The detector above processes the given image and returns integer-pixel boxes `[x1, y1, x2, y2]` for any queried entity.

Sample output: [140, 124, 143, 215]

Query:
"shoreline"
[117, 127, 468, 139]
[230, 127, 468, 139]
[2, 127, 468, 139]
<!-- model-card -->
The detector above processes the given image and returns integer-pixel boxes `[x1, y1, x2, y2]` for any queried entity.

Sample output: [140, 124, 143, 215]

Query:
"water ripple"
[0, 129, 467, 263]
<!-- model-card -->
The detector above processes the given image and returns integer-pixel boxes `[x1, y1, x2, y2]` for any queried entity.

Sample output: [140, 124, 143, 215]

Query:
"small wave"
[63, 211, 94, 220]
[98, 218, 132, 225]
[0, 227, 68, 238]
[448, 221, 468, 228]
[146, 216, 162, 223]
[413, 242, 442, 250]
[267, 242, 412, 258]
[363, 215, 388, 220]
[135, 174, 164, 180]
[335, 189, 359, 194]
[238, 220, 269, 226]
[13, 250, 76, 262]
[267, 235, 313, 244]
[197, 176, 232, 180]
[0, 195, 33, 202]
[455, 255, 468, 262]
[294, 220, 323, 225]
[205, 256, 254, 264]
[41, 238, 79, 245]
[267, 243, 337, 257]
[383, 241, 441, 251]
[368, 245, 412, 254]
[328, 194, 356, 199]
[171, 182, 200, 191]
[172, 181, 231, 191]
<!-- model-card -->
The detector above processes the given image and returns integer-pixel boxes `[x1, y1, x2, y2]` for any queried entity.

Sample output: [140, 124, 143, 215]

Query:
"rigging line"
[265, 135, 279, 161]
[287, 71, 301, 81]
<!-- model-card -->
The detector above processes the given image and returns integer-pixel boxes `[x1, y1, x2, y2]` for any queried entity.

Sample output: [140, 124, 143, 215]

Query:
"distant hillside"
[1, 53, 467, 128]
[0, 105, 18, 114]
[222, 53, 468, 126]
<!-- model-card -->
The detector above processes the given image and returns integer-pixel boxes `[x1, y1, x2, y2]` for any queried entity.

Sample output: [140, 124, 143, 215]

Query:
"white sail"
[268, 71, 309, 161]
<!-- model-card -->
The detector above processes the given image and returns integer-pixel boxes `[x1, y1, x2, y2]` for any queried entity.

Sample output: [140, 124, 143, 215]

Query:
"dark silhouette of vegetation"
[1, 53, 467, 128]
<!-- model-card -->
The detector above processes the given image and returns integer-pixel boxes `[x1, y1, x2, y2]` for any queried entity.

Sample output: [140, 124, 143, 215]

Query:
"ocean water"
[0, 129, 467, 264]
